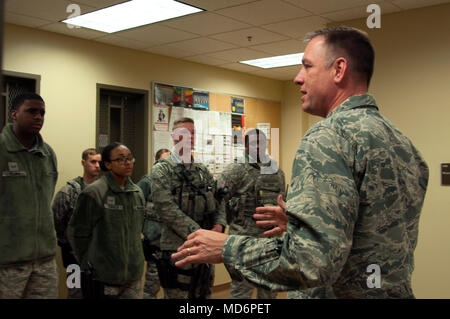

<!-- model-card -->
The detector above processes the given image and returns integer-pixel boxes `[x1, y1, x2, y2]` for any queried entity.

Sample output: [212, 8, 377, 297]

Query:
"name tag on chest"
[104, 196, 123, 210]
[2, 162, 27, 177]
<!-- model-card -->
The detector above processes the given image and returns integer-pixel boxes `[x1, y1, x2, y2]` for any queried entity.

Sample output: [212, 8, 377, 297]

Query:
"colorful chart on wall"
[151, 82, 281, 177]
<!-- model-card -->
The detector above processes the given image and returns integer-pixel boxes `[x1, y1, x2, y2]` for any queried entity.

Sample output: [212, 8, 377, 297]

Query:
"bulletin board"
[151, 82, 281, 178]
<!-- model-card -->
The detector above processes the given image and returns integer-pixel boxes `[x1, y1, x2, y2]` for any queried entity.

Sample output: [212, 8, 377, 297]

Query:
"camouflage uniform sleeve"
[136, 176, 151, 202]
[204, 169, 226, 227]
[68, 192, 102, 267]
[222, 125, 359, 291]
[52, 185, 73, 244]
[217, 164, 243, 223]
[150, 162, 201, 239]
[278, 167, 287, 201]
[217, 163, 241, 200]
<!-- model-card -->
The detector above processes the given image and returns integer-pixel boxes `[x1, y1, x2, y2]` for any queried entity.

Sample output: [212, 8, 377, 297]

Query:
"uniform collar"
[326, 94, 379, 119]
[105, 171, 139, 193]
[75, 176, 86, 190]
[1, 123, 48, 156]
[170, 150, 194, 165]
[244, 152, 272, 168]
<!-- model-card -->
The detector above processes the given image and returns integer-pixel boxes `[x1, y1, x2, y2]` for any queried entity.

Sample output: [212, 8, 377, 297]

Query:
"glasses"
[110, 157, 135, 165]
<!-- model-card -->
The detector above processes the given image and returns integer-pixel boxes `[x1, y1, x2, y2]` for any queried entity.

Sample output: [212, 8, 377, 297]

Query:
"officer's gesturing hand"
[172, 229, 227, 267]
[253, 194, 288, 237]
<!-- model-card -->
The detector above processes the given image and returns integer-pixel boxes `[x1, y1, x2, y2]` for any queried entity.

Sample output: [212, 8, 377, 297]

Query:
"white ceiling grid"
[4, 0, 450, 80]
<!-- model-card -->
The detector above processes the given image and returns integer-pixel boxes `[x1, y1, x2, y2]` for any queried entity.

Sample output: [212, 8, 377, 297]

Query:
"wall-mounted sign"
[231, 97, 245, 114]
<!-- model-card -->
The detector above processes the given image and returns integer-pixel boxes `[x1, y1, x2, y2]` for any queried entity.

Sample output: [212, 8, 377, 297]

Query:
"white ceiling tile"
[116, 24, 198, 46]
[168, 37, 237, 54]
[206, 47, 269, 62]
[179, 0, 258, 11]
[262, 15, 329, 39]
[143, 44, 198, 59]
[73, 0, 126, 9]
[215, 0, 311, 26]
[249, 39, 305, 55]
[182, 55, 230, 66]
[322, 2, 401, 22]
[162, 12, 251, 36]
[283, 0, 376, 14]
[94, 35, 151, 50]
[390, 0, 450, 10]
[39, 22, 107, 40]
[209, 27, 289, 47]
[248, 64, 300, 80]
[219, 62, 262, 73]
[5, 0, 96, 21]
[4, 12, 52, 28]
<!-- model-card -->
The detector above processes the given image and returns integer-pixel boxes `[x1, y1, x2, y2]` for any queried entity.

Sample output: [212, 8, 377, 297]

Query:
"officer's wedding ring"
[186, 247, 191, 256]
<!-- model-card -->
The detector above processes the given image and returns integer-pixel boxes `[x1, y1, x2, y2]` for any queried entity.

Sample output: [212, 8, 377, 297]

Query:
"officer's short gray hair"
[304, 26, 375, 87]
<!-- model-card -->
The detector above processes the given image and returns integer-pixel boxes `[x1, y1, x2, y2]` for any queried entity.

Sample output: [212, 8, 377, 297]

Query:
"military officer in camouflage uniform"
[0, 93, 58, 299]
[217, 129, 285, 299]
[150, 117, 226, 299]
[172, 27, 429, 299]
[137, 148, 170, 299]
[52, 148, 101, 298]
[68, 142, 146, 299]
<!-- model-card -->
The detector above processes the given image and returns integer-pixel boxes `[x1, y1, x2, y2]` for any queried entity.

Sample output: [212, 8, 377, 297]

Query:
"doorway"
[96, 84, 149, 182]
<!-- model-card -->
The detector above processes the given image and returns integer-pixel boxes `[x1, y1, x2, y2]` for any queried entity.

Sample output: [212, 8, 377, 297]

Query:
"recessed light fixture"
[62, 0, 204, 33]
[240, 52, 304, 69]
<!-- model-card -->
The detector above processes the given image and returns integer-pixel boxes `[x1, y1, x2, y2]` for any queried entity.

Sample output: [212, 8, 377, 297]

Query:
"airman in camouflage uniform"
[52, 148, 101, 298]
[150, 118, 226, 299]
[137, 148, 170, 299]
[0, 93, 58, 299]
[171, 27, 429, 299]
[217, 129, 285, 299]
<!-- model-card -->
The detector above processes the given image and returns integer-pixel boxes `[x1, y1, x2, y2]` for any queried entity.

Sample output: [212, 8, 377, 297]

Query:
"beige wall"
[282, 3, 450, 298]
[357, 4, 450, 299]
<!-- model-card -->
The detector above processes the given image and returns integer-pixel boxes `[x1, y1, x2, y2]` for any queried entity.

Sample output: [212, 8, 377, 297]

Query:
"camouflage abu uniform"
[217, 154, 285, 299]
[222, 94, 429, 298]
[52, 176, 86, 298]
[137, 174, 162, 299]
[150, 152, 226, 299]
[0, 124, 58, 299]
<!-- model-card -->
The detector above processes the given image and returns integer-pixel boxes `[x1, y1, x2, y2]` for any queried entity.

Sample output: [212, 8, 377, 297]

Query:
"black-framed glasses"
[110, 157, 135, 165]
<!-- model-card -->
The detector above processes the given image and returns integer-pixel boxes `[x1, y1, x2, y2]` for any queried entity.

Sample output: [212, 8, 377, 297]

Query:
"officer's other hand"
[171, 229, 227, 267]
[211, 224, 224, 233]
[254, 194, 287, 237]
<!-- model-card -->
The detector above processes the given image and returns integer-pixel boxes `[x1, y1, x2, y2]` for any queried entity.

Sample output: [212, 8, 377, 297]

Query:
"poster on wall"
[231, 97, 245, 114]
[184, 88, 193, 108]
[169, 107, 185, 131]
[153, 131, 173, 161]
[256, 122, 271, 140]
[153, 104, 169, 131]
[173, 86, 193, 107]
[155, 83, 174, 106]
[232, 114, 245, 145]
[173, 86, 183, 107]
[193, 91, 210, 110]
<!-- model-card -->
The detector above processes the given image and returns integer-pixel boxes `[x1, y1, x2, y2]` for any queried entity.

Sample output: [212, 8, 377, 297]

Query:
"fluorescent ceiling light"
[62, 0, 204, 33]
[240, 52, 304, 69]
